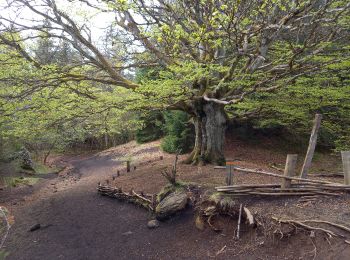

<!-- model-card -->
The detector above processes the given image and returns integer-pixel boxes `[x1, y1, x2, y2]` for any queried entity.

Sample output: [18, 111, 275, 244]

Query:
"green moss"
[0, 249, 10, 260]
[208, 192, 223, 204]
[3, 177, 40, 187]
[157, 184, 176, 202]
[157, 181, 197, 202]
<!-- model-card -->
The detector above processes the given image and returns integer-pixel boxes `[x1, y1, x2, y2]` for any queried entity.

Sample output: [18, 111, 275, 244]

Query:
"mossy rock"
[155, 189, 188, 220]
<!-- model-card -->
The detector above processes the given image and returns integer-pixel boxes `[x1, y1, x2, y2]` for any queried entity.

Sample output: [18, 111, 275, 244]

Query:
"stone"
[29, 224, 41, 232]
[147, 219, 160, 229]
[122, 231, 133, 236]
[155, 189, 188, 220]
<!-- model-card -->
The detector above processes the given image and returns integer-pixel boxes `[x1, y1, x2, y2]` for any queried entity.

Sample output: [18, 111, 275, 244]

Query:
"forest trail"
[1, 146, 240, 260]
[2, 140, 349, 260]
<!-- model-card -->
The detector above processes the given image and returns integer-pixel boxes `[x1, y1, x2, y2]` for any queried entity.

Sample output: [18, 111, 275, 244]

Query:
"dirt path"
[2, 140, 349, 259]
[1, 151, 244, 260]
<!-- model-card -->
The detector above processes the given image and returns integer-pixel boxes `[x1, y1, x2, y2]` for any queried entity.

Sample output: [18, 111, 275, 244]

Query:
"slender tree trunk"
[185, 101, 227, 165]
[184, 117, 202, 164]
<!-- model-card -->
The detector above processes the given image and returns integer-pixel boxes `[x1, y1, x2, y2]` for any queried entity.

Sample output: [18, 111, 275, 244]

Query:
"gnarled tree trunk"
[185, 101, 227, 165]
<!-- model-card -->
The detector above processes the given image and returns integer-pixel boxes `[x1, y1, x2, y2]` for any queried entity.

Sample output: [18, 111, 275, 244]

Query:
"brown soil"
[1, 137, 349, 259]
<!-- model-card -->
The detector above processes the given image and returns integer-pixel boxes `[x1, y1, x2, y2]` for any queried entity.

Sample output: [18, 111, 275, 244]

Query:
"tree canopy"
[0, 0, 349, 163]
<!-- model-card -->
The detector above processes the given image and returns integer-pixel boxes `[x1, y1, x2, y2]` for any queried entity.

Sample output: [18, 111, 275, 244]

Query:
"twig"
[215, 245, 227, 256]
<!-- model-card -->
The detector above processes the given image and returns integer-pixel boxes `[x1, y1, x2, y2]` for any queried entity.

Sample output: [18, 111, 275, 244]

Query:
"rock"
[147, 219, 160, 229]
[155, 189, 188, 220]
[122, 231, 133, 236]
[29, 224, 41, 232]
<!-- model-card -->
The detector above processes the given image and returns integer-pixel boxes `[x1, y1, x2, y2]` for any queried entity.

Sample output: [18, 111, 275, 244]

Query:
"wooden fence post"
[300, 114, 322, 178]
[281, 154, 298, 189]
[226, 160, 234, 185]
[126, 161, 130, 173]
[341, 151, 350, 185]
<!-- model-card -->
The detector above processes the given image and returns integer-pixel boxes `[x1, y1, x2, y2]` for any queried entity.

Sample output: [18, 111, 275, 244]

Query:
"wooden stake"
[281, 154, 298, 189]
[226, 166, 233, 185]
[226, 160, 234, 185]
[341, 151, 350, 185]
[237, 204, 243, 239]
[300, 114, 322, 178]
[126, 161, 130, 173]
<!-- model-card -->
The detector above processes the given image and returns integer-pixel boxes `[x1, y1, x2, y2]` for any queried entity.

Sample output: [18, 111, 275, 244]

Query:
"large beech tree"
[1, 0, 349, 165]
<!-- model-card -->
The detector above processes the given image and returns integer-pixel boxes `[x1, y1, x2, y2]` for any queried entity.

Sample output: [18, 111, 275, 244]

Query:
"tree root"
[272, 217, 346, 238]
[197, 195, 256, 233]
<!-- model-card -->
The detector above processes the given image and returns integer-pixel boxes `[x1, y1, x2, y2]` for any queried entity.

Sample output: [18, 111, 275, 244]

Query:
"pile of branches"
[216, 183, 350, 197]
[97, 185, 156, 211]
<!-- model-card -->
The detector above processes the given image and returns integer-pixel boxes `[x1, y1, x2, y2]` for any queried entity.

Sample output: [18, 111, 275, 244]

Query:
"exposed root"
[272, 217, 342, 238]
[302, 220, 350, 233]
[196, 194, 257, 233]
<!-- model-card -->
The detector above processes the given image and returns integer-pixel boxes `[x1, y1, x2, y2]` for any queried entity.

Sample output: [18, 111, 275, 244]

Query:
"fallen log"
[225, 192, 332, 196]
[216, 184, 282, 190]
[234, 167, 337, 185]
[217, 187, 321, 192]
[312, 173, 344, 178]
